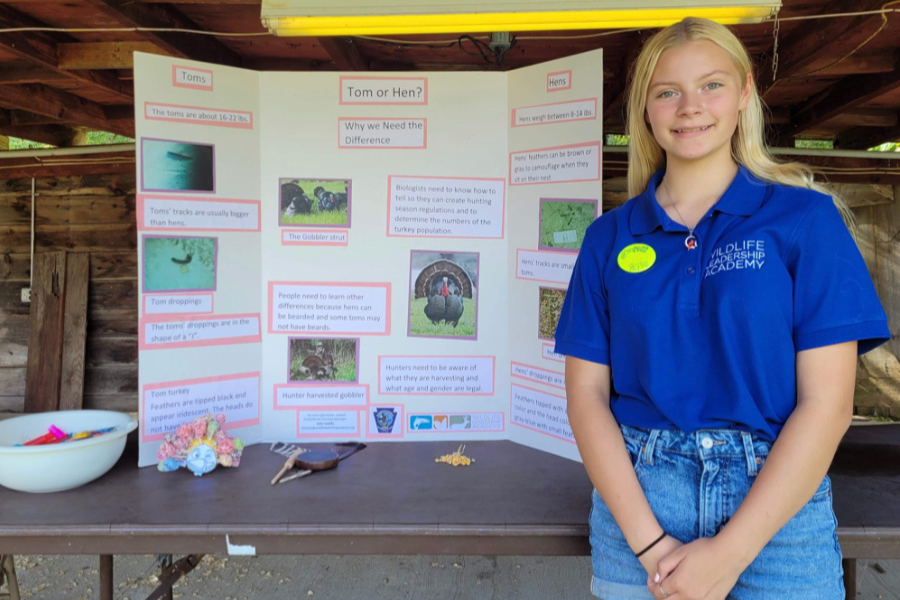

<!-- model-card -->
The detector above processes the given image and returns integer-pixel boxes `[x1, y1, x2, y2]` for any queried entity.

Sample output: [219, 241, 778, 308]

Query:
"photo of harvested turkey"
[288, 338, 359, 383]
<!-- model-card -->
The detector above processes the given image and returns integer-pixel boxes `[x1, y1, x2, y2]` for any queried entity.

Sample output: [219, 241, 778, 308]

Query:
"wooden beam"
[82, 0, 242, 67]
[0, 84, 133, 137]
[0, 5, 133, 101]
[761, 0, 888, 88]
[796, 53, 896, 77]
[317, 37, 369, 71]
[0, 152, 135, 179]
[792, 154, 900, 185]
[0, 123, 81, 146]
[825, 109, 898, 129]
[834, 118, 900, 150]
[105, 105, 135, 122]
[785, 53, 900, 137]
[1, 109, 65, 127]
[0, 64, 71, 85]
[58, 42, 173, 70]
[242, 57, 330, 71]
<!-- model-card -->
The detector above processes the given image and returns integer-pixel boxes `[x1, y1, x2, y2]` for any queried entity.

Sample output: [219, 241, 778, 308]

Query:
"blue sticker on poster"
[373, 407, 398, 434]
[409, 415, 433, 431]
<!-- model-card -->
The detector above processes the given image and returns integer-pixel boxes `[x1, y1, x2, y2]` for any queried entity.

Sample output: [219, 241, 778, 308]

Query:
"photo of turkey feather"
[409, 252, 478, 339]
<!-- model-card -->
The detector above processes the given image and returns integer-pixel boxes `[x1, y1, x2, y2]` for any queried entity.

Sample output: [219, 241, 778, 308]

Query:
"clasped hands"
[638, 535, 746, 600]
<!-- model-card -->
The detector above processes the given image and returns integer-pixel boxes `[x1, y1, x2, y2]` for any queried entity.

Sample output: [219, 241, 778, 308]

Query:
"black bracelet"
[634, 532, 667, 558]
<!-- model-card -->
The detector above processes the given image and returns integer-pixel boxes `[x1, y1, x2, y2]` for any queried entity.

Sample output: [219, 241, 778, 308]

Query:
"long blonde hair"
[625, 17, 854, 230]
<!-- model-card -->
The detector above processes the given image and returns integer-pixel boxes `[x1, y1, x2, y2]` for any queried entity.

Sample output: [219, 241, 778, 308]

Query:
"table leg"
[99, 555, 113, 600]
[144, 555, 203, 600]
[842, 558, 856, 600]
[0, 555, 22, 600]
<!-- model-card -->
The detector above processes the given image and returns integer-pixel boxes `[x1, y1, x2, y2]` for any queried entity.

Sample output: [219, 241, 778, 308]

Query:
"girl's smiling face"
[646, 39, 751, 165]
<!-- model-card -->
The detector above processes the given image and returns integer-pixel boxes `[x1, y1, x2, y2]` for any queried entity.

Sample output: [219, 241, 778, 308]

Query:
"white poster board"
[134, 49, 602, 466]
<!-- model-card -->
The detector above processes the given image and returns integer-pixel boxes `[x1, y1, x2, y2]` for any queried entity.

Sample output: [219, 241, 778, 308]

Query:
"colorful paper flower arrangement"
[157, 413, 244, 476]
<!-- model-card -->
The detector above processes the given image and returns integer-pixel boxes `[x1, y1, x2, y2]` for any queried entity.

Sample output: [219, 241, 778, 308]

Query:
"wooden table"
[0, 425, 898, 600]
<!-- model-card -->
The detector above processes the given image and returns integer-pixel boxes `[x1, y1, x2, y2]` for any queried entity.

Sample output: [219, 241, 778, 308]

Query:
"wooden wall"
[852, 185, 900, 417]
[0, 171, 137, 413]
[0, 159, 898, 417]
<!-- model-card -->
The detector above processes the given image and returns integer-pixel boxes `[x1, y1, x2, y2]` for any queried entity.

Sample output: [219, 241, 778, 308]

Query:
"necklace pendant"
[685, 234, 698, 251]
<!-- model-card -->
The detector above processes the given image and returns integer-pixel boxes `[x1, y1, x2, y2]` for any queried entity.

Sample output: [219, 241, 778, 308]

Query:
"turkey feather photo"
[408, 250, 478, 340]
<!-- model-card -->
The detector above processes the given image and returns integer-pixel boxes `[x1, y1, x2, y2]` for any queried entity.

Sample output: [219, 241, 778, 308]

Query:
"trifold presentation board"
[134, 48, 603, 467]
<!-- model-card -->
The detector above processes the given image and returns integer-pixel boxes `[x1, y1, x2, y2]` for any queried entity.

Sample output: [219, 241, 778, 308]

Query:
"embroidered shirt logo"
[705, 239, 765, 279]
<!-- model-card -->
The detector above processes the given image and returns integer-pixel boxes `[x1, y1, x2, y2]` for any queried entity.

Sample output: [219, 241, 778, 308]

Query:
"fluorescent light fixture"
[261, 0, 780, 36]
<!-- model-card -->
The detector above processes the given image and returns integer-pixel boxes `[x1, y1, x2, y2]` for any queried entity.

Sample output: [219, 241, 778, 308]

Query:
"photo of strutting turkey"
[413, 258, 474, 329]
[278, 178, 350, 227]
[280, 181, 313, 217]
[313, 186, 348, 212]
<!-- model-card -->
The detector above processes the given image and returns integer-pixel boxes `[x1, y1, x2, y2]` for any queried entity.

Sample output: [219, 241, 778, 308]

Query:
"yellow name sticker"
[617, 244, 656, 273]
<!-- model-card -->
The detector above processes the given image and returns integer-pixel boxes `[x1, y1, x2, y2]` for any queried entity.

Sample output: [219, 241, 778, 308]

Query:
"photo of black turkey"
[424, 276, 465, 327]
[410, 254, 477, 338]
[280, 181, 313, 217]
[313, 186, 348, 212]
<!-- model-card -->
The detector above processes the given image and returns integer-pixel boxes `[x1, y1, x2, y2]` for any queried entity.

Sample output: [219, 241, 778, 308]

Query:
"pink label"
[297, 410, 361, 438]
[379, 355, 496, 395]
[141, 371, 260, 442]
[340, 76, 428, 105]
[274, 383, 369, 410]
[338, 118, 427, 149]
[510, 141, 601, 186]
[542, 343, 565, 363]
[510, 383, 575, 444]
[139, 313, 262, 350]
[142, 293, 214, 317]
[137, 195, 261, 232]
[510, 361, 565, 390]
[386, 175, 506, 239]
[282, 228, 349, 246]
[172, 65, 214, 91]
[547, 70, 572, 92]
[268, 282, 391, 336]
[511, 98, 597, 128]
[145, 102, 252, 129]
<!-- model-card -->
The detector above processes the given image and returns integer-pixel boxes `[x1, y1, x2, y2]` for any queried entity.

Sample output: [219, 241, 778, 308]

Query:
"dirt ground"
[3, 555, 898, 600]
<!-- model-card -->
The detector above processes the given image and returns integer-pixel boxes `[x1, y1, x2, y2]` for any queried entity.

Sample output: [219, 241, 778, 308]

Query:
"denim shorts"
[589, 424, 844, 600]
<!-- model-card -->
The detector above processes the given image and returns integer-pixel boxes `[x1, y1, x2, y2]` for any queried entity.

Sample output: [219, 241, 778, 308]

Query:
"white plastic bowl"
[0, 410, 137, 493]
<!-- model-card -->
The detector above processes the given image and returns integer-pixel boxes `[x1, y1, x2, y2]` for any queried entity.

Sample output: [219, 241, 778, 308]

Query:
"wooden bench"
[1, 425, 898, 600]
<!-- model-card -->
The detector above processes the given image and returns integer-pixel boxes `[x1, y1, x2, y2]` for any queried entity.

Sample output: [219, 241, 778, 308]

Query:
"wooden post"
[59, 253, 89, 410]
[23, 252, 67, 413]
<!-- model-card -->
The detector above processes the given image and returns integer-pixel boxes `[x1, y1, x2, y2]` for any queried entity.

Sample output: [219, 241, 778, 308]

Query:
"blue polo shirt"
[554, 165, 890, 441]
